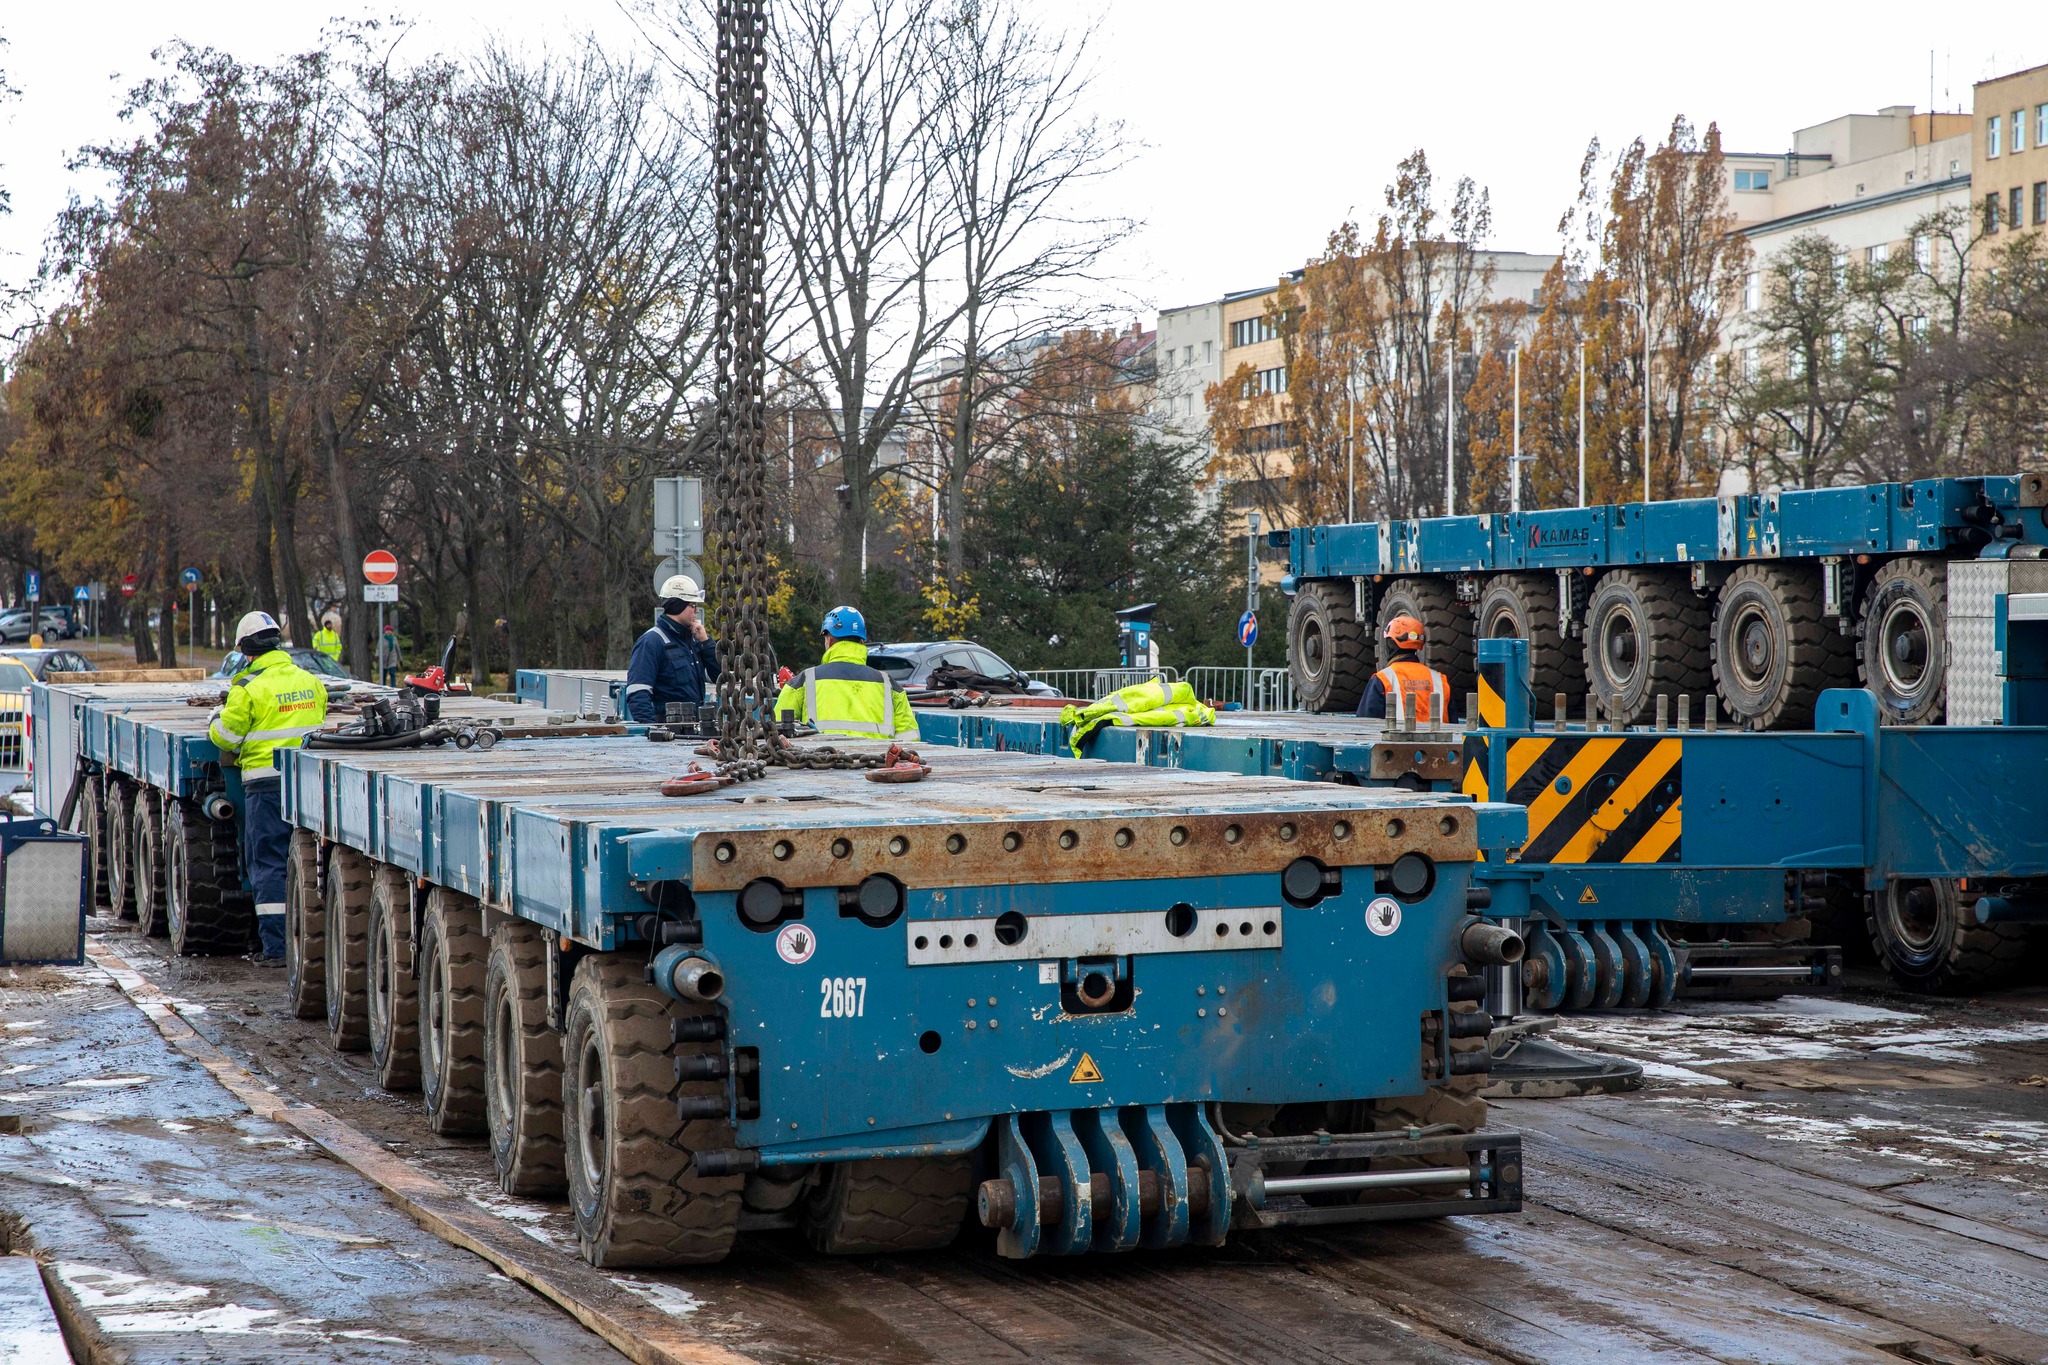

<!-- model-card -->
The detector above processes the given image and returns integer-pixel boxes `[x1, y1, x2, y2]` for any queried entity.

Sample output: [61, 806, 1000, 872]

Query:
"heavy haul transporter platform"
[38, 680, 1528, 1270]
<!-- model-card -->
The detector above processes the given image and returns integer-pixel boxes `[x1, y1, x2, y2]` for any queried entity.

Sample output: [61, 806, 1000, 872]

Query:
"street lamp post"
[1621, 295, 1653, 504]
[1576, 340, 1587, 508]
[1444, 339, 1457, 517]
[1509, 345, 1523, 513]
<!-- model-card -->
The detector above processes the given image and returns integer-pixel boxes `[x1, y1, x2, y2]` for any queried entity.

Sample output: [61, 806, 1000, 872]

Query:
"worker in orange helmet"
[1357, 614, 1452, 723]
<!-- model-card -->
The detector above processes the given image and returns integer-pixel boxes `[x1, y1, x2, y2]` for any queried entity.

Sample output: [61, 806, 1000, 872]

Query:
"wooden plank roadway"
[86, 929, 2048, 1365]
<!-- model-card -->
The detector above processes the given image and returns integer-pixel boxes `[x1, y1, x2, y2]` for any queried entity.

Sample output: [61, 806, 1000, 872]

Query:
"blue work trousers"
[241, 780, 291, 956]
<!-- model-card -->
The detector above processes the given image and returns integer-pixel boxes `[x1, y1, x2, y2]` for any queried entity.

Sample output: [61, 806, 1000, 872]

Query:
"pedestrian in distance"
[772, 605, 919, 739]
[207, 611, 330, 964]
[1357, 614, 1454, 723]
[378, 624, 402, 687]
[625, 574, 721, 723]
[312, 611, 343, 663]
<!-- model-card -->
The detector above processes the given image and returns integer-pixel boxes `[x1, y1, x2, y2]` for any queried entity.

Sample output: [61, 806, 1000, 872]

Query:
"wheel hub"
[1732, 605, 1774, 687]
[1879, 600, 1932, 695]
[1602, 614, 1639, 681]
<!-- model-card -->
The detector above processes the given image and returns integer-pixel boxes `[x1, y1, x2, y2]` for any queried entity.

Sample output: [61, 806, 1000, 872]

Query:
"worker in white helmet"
[624, 573, 721, 724]
[207, 610, 329, 963]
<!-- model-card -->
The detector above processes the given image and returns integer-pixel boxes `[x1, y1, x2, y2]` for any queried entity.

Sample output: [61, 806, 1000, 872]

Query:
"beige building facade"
[1974, 64, 2048, 239]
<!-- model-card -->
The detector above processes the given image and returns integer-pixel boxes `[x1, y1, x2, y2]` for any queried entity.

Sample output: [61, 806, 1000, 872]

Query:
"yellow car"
[0, 648, 97, 771]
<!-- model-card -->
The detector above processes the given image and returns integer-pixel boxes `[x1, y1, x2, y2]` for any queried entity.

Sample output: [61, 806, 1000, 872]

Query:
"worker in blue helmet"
[772, 605, 918, 739]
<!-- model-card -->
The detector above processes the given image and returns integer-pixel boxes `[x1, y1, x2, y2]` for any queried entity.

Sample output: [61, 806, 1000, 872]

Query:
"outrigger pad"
[1480, 1034, 1643, 1099]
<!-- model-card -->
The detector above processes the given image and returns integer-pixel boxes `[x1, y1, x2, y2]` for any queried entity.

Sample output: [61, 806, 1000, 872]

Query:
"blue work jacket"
[625, 614, 721, 722]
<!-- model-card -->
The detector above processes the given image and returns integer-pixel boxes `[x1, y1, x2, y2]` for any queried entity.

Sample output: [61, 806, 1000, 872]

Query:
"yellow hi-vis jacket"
[209, 649, 330, 780]
[1057, 675, 1215, 757]
[772, 640, 918, 739]
[311, 627, 342, 662]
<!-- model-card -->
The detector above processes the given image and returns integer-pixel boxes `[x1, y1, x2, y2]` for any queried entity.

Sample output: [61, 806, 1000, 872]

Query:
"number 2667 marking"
[820, 976, 867, 1018]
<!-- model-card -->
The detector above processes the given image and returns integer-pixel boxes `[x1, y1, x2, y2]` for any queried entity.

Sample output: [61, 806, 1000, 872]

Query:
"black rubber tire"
[131, 788, 168, 939]
[368, 863, 420, 1092]
[78, 774, 110, 912]
[1582, 569, 1711, 725]
[800, 1157, 975, 1254]
[1288, 580, 1372, 713]
[324, 847, 372, 1052]
[562, 955, 742, 1267]
[1867, 878, 2027, 993]
[286, 832, 325, 1019]
[1858, 557, 1947, 725]
[1710, 563, 1854, 731]
[486, 921, 566, 1196]
[1476, 573, 1584, 705]
[1375, 577, 1475, 703]
[163, 799, 252, 955]
[420, 889, 487, 1135]
[104, 781, 135, 921]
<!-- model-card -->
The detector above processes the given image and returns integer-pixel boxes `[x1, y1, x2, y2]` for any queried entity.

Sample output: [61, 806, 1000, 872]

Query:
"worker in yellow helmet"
[1358, 614, 1451, 723]
[773, 606, 917, 739]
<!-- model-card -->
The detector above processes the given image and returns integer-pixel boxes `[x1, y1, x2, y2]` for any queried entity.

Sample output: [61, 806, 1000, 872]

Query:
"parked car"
[0, 648, 99, 688]
[211, 647, 356, 682]
[863, 640, 1061, 697]
[0, 609, 78, 643]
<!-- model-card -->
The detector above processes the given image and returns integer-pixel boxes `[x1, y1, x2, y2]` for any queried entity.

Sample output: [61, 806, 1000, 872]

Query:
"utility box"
[1947, 559, 2048, 725]
[1996, 593, 2048, 727]
[0, 818, 86, 965]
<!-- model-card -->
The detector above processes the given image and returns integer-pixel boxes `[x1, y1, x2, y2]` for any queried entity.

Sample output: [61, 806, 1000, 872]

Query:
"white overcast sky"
[0, 2, 2039, 321]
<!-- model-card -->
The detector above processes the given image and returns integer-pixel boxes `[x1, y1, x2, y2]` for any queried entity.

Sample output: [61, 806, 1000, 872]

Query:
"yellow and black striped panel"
[1461, 733, 1681, 865]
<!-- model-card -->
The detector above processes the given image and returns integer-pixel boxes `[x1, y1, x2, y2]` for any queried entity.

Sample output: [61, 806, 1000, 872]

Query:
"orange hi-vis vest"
[1377, 658, 1449, 724]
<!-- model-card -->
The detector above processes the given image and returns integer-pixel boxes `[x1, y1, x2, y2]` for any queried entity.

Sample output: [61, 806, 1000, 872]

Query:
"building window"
[1733, 169, 1770, 191]
[1865, 243, 1888, 266]
[1182, 345, 1193, 365]
[2013, 187, 2025, 233]
[1160, 350, 1172, 372]
[2015, 110, 2028, 153]
[1203, 341, 1213, 363]
[2039, 104, 2048, 149]
[1909, 316, 1928, 345]
[1913, 235, 1933, 269]
[1951, 158, 1962, 175]
[1986, 191, 2002, 233]
[2036, 182, 2047, 226]
[1242, 426, 1290, 455]
[1830, 250, 1847, 288]
[1230, 317, 1276, 348]
[1254, 366, 1287, 396]
[1744, 271, 1761, 311]
[1989, 115, 2002, 158]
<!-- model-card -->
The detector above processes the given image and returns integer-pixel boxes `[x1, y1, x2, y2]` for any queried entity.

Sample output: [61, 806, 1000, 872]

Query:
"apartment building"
[1154, 250, 1557, 512]
[1975, 64, 2048, 239]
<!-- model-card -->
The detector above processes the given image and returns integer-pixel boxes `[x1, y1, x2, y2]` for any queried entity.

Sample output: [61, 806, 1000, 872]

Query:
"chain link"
[709, 0, 901, 782]
[711, 0, 777, 769]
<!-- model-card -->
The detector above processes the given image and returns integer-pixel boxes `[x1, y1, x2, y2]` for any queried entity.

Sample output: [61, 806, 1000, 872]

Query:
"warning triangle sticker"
[1069, 1053, 1103, 1084]
[1578, 886, 1599, 904]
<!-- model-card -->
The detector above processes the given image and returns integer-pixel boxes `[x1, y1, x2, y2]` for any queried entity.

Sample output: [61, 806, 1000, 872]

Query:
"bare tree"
[907, 0, 1132, 581]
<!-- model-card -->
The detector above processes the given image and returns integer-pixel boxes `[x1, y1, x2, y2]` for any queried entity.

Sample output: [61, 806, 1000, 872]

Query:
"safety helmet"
[234, 610, 284, 654]
[821, 605, 867, 641]
[234, 610, 281, 641]
[658, 573, 705, 604]
[1383, 614, 1426, 650]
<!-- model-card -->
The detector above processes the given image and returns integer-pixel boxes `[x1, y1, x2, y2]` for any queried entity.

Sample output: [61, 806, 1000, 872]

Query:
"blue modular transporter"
[35, 679, 1527, 1267]
[1280, 473, 2048, 731]
[911, 633, 2048, 1001]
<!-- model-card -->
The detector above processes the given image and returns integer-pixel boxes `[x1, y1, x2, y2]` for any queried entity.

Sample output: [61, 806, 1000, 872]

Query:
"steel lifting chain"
[705, 0, 904, 784]
[710, 0, 778, 773]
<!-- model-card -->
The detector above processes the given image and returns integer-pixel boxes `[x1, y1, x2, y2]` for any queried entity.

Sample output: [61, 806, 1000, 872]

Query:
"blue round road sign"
[1238, 611, 1258, 648]
[180, 567, 202, 588]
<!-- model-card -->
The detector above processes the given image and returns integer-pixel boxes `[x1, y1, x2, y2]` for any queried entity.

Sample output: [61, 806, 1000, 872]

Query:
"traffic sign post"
[1245, 511, 1261, 709]
[180, 568, 201, 658]
[24, 571, 40, 646]
[364, 551, 399, 678]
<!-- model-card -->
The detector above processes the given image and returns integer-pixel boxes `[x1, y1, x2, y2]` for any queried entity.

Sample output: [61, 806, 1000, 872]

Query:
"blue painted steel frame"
[1286, 477, 2047, 582]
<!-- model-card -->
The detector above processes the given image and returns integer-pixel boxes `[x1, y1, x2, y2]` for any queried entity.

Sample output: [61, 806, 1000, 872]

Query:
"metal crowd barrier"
[1022, 666, 1295, 711]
